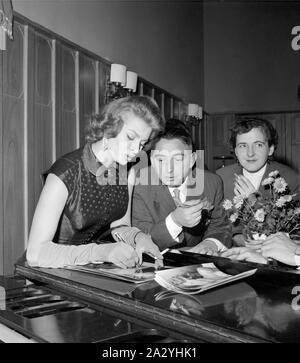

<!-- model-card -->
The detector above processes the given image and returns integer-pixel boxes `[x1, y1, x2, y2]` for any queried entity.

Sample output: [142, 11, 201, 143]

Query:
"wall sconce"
[0, 0, 14, 50]
[105, 63, 138, 103]
[185, 103, 202, 126]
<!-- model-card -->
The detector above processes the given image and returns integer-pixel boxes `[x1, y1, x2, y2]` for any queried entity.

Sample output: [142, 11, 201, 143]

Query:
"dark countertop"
[2, 251, 300, 343]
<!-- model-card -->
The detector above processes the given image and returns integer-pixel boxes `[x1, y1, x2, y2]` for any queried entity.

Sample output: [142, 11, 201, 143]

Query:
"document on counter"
[66, 262, 169, 284]
[155, 263, 257, 295]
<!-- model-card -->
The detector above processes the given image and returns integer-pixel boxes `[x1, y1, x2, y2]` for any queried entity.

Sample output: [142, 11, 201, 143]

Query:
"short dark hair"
[85, 96, 165, 149]
[230, 117, 278, 150]
[153, 118, 195, 151]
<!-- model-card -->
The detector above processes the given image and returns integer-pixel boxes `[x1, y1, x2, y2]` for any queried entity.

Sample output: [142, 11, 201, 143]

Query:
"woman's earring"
[103, 138, 108, 151]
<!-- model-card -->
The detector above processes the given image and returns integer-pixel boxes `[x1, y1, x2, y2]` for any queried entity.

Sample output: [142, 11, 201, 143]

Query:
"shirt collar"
[82, 143, 103, 176]
[168, 177, 189, 196]
[243, 164, 267, 189]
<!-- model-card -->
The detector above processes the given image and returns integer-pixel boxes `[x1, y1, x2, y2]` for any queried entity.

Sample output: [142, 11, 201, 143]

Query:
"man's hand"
[135, 232, 163, 268]
[187, 240, 219, 256]
[232, 234, 246, 247]
[221, 247, 268, 264]
[171, 197, 213, 228]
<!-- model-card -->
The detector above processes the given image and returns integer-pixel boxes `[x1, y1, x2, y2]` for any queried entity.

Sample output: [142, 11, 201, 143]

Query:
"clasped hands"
[171, 197, 214, 228]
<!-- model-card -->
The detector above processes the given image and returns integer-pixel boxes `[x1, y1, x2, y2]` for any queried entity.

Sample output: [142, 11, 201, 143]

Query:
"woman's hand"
[244, 238, 265, 252]
[232, 234, 246, 247]
[260, 232, 298, 266]
[221, 247, 268, 264]
[135, 233, 163, 267]
[96, 242, 139, 268]
[234, 174, 256, 197]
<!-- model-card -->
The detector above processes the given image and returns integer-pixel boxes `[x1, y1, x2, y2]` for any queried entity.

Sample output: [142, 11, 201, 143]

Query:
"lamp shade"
[125, 71, 138, 92]
[110, 63, 126, 85]
[198, 106, 203, 119]
[187, 103, 199, 117]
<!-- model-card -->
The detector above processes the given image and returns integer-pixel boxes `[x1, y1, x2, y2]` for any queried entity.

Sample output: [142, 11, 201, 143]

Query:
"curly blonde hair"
[86, 96, 165, 148]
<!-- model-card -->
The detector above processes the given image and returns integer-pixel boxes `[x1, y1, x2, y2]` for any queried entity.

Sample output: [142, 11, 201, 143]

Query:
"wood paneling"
[286, 113, 300, 174]
[2, 23, 25, 274]
[98, 61, 110, 111]
[56, 42, 77, 158]
[0, 41, 3, 274]
[79, 54, 96, 146]
[28, 32, 53, 224]
[205, 113, 235, 171]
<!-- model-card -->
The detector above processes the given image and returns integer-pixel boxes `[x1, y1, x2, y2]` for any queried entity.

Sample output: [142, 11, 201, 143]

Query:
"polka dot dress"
[45, 143, 129, 245]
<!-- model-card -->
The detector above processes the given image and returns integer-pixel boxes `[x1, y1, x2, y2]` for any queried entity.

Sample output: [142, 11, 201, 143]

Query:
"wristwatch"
[294, 245, 300, 266]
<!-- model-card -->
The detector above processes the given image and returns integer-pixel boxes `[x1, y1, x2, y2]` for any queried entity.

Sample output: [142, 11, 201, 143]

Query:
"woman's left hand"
[221, 247, 268, 264]
[234, 174, 256, 197]
[135, 233, 163, 267]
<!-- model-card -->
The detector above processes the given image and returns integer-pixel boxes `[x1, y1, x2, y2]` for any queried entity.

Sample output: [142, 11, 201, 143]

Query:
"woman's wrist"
[112, 226, 140, 248]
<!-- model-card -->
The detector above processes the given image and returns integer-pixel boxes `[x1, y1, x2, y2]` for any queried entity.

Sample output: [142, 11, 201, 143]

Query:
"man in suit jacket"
[132, 119, 232, 254]
[216, 117, 299, 245]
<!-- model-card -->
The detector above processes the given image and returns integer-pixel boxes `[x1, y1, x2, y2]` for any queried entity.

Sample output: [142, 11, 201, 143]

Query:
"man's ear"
[190, 151, 197, 168]
[268, 144, 275, 157]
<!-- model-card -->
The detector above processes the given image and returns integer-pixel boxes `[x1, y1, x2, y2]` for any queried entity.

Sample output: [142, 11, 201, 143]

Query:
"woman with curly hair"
[26, 96, 165, 268]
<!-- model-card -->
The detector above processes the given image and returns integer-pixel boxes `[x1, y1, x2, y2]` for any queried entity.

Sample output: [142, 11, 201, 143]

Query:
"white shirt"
[243, 164, 267, 190]
[165, 179, 226, 252]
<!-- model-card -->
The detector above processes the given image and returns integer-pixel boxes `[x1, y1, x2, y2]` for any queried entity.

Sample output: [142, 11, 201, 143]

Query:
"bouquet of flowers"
[223, 171, 300, 241]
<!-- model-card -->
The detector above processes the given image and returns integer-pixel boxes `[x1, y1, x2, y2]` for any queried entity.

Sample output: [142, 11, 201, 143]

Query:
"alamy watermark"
[96, 149, 206, 197]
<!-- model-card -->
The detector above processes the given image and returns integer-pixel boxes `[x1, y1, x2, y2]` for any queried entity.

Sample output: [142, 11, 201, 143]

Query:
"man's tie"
[172, 188, 184, 243]
[173, 188, 182, 207]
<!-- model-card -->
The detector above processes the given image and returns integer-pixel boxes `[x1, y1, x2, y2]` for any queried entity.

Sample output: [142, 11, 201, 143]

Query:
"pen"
[152, 248, 169, 260]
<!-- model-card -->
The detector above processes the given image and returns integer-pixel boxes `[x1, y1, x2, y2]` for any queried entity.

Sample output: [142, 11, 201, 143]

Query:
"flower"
[229, 213, 238, 223]
[252, 233, 267, 241]
[222, 171, 300, 240]
[273, 177, 288, 193]
[223, 199, 233, 210]
[262, 177, 274, 186]
[269, 170, 279, 178]
[254, 209, 265, 222]
[275, 195, 293, 208]
[233, 195, 244, 209]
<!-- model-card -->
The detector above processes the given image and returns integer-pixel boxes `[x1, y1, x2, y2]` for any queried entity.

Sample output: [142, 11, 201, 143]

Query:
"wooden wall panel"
[286, 113, 300, 174]
[0, 44, 3, 274]
[56, 42, 77, 158]
[79, 54, 95, 146]
[28, 32, 53, 224]
[164, 95, 172, 120]
[141, 82, 154, 98]
[205, 114, 235, 172]
[2, 23, 25, 274]
[98, 61, 110, 111]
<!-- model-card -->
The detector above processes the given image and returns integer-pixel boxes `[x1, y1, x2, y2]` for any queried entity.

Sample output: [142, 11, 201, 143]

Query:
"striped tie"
[173, 188, 182, 207]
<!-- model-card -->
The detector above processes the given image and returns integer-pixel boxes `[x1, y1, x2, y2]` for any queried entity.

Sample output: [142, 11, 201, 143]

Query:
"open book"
[155, 263, 257, 295]
[66, 262, 160, 284]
